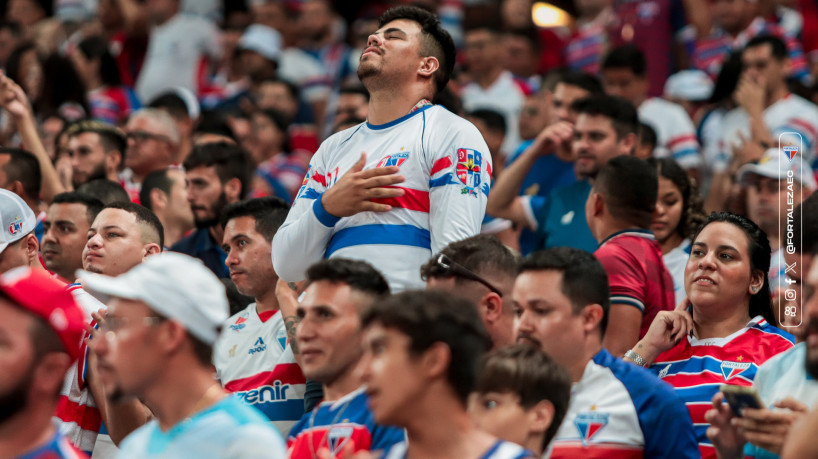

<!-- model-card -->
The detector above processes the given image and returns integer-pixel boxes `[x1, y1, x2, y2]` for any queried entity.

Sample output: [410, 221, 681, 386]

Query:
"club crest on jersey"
[328, 426, 354, 455]
[230, 316, 247, 332]
[456, 148, 482, 196]
[783, 145, 798, 162]
[7, 216, 23, 235]
[377, 151, 409, 168]
[721, 360, 751, 380]
[276, 326, 288, 350]
[574, 411, 609, 445]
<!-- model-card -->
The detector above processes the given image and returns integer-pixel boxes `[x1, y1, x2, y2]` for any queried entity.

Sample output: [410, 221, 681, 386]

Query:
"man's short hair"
[420, 234, 518, 287]
[76, 179, 130, 205]
[67, 120, 127, 156]
[306, 258, 391, 307]
[745, 34, 788, 60]
[638, 121, 658, 150]
[51, 192, 104, 226]
[475, 344, 571, 450]
[183, 142, 254, 200]
[602, 44, 647, 77]
[261, 77, 301, 102]
[362, 289, 491, 405]
[220, 197, 290, 242]
[504, 27, 542, 53]
[140, 169, 173, 212]
[571, 94, 639, 139]
[593, 156, 658, 228]
[467, 109, 507, 136]
[102, 201, 164, 249]
[519, 247, 611, 335]
[193, 111, 237, 142]
[794, 193, 818, 255]
[557, 70, 604, 95]
[0, 148, 41, 199]
[377, 5, 456, 96]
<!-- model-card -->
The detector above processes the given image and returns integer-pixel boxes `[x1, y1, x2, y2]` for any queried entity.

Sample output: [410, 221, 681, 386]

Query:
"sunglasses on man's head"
[422, 254, 503, 296]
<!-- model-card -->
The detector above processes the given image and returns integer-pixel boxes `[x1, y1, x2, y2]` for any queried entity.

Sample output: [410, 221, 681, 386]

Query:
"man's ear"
[106, 150, 123, 173]
[224, 177, 242, 204]
[581, 304, 604, 334]
[143, 243, 162, 258]
[591, 192, 604, 217]
[528, 399, 556, 436]
[418, 56, 440, 79]
[482, 292, 503, 323]
[421, 341, 451, 379]
[24, 233, 39, 259]
[150, 188, 169, 212]
[620, 132, 637, 156]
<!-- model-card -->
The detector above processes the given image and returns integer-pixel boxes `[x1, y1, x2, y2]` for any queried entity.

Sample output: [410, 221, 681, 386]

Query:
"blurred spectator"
[72, 35, 141, 125]
[39, 112, 66, 162]
[76, 178, 131, 205]
[140, 168, 194, 248]
[663, 69, 715, 123]
[0, 147, 42, 219]
[0, 21, 23, 70]
[565, 0, 613, 75]
[299, 0, 355, 90]
[122, 108, 179, 194]
[42, 191, 103, 283]
[503, 27, 543, 90]
[65, 120, 126, 190]
[148, 88, 200, 164]
[249, 109, 311, 204]
[602, 45, 703, 171]
[332, 83, 369, 131]
[0, 188, 39, 273]
[421, 234, 518, 349]
[635, 121, 658, 159]
[5, 0, 48, 35]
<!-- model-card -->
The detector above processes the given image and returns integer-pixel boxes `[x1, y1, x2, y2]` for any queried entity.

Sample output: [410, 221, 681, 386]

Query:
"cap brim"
[736, 163, 779, 186]
[76, 270, 141, 305]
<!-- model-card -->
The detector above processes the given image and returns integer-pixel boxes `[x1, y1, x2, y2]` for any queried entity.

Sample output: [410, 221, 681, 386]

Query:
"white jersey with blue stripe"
[272, 104, 491, 291]
[383, 439, 531, 459]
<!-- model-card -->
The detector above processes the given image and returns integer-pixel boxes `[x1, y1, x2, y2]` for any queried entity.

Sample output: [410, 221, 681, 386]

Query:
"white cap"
[238, 24, 282, 62]
[663, 70, 714, 102]
[737, 148, 817, 190]
[0, 189, 36, 255]
[78, 253, 229, 345]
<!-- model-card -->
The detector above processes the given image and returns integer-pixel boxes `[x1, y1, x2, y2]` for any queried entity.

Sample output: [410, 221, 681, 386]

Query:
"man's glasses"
[422, 254, 503, 296]
[126, 130, 170, 143]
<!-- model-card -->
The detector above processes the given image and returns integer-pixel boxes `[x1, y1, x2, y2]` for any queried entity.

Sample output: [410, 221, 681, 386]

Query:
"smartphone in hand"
[721, 384, 764, 417]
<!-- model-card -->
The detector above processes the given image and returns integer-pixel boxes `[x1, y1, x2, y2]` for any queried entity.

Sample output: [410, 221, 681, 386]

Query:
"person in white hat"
[0, 188, 40, 274]
[80, 252, 287, 458]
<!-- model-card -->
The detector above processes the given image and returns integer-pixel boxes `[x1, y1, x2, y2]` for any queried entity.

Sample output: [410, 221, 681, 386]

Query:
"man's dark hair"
[183, 142, 254, 199]
[149, 92, 190, 120]
[256, 109, 290, 133]
[420, 234, 518, 288]
[571, 94, 639, 139]
[504, 27, 542, 53]
[602, 44, 647, 77]
[467, 109, 507, 136]
[51, 192, 104, 226]
[793, 193, 818, 255]
[745, 34, 788, 61]
[0, 148, 41, 199]
[638, 121, 657, 150]
[475, 344, 571, 450]
[593, 156, 658, 228]
[362, 289, 491, 405]
[377, 6, 456, 96]
[519, 247, 611, 335]
[67, 120, 127, 157]
[103, 201, 164, 249]
[339, 84, 370, 101]
[140, 169, 173, 212]
[76, 179, 130, 205]
[220, 197, 290, 242]
[306, 258, 391, 304]
[193, 111, 237, 142]
[261, 77, 301, 102]
[557, 70, 604, 95]
[77, 35, 121, 87]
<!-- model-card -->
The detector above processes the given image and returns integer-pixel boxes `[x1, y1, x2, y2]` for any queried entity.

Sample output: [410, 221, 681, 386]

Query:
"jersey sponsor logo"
[328, 426, 354, 455]
[8, 216, 23, 235]
[249, 337, 267, 355]
[783, 145, 798, 162]
[230, 316, 247, 332]
[456, 148, 482, 196]
[720, 360, 751, 380]
[377, 151, 409, 168]
[574, 410, 609, 445]
[236, 380, 292, 404]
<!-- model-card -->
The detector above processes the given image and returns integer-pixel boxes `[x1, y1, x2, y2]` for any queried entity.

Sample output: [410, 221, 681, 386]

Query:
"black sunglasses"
[423, 254, 503, 296]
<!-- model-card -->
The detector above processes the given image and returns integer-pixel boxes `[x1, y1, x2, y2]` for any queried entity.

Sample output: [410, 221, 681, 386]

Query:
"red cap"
[0, 267, 86, 361]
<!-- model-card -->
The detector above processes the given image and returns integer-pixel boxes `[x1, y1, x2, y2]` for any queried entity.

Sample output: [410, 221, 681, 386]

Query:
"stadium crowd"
[1, 0, 818, 457]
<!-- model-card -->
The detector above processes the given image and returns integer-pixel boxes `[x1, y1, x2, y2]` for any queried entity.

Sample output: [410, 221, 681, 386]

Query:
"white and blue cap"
[737, 148, 817, 191]
[0, 189, 36, 255]
[238, 24, 282, 62]
[663, 70, 714, 102]
[78, 252, 229, 345]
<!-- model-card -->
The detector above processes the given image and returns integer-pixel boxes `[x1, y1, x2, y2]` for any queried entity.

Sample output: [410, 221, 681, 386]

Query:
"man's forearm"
[486, 144, 543, 224]
[15, 113, 64, 203]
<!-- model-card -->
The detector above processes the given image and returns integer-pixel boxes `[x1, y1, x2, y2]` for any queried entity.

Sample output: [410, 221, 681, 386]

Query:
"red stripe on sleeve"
[431, 157, 452, 175]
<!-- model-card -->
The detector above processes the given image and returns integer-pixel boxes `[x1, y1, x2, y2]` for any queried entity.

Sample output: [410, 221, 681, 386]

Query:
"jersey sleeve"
[596, 245, 647, 312]
[370, 425, 407, 454]
[664, 108, 703, 170]
[773, 114, 818, 164]
[271, 147, 336, 282]
[426, 119, 491, 253]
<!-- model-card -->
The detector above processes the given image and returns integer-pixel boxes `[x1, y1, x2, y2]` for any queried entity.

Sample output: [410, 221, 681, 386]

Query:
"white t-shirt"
[135, 13, 222, 102]
[639, 98, 703, 169]
[461, 70, 528, 155]
[662, 239, 691, 306]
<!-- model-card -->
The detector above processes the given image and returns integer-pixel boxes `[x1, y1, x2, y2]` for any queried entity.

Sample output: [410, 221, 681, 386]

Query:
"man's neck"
[208, 225, 224, 247]
[475, 67, 503, 90]
[255, 288, 280, 314]
[163, 223, 187, 249]
[367, 90, 430, 126]
[403, 393, 496, 459]
[594, 220, 644, 245]
[145, 362, 225, 431]
[569, 342, 602, 383]
[323, 358, 366, 402]
[0, 403, 57, 458]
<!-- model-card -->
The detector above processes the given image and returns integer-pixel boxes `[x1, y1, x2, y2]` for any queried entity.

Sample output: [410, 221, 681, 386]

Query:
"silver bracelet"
[624, 349, 648, 367]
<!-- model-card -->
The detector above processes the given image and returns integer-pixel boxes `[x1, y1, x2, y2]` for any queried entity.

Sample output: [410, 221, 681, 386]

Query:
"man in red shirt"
[586, 155, 675, 356]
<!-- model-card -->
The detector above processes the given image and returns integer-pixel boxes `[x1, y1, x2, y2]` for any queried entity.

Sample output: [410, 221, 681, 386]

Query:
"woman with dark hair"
[71, 35, 140, 124]
[647, 157, 707, 304]
[247, 109, 310, 203]
[624, 212, 795, 458]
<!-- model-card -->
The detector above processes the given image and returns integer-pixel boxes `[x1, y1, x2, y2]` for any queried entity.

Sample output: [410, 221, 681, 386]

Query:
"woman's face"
[685, 222, 761, 309]
[19, 49, 42, 102]
[651, 177, 684, 244]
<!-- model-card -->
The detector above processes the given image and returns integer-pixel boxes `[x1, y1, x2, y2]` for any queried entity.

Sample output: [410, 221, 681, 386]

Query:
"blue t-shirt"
[169, 228, 228, 278]
[533, 179, 596, 253]
[118, 395, 286, 458]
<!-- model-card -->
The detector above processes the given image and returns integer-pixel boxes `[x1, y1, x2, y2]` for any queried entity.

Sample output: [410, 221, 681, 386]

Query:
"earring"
[751, 286, 758, 293]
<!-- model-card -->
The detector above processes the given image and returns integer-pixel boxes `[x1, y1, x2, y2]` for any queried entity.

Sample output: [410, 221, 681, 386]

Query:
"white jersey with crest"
[272, 104, 491, 291]
[213, 303, 306, 437]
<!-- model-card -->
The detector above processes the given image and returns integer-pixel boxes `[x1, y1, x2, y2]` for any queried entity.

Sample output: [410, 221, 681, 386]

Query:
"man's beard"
[73, 162, 108, 188]
[194, 192, 228, 229]
[0, 359, 35, 423]
[357, 60, 380, 86]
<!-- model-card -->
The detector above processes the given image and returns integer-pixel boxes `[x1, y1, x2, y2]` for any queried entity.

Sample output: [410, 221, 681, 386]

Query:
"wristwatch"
[624, 349, 648, 367]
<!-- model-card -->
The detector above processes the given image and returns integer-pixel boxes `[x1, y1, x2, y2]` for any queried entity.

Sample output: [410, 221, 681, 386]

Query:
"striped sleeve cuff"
[611, 295, 646, 312]
[312, 195, 341, 227]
